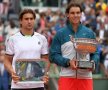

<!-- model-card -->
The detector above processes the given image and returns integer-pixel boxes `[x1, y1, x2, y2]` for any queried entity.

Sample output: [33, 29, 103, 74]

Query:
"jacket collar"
[67, 22, 82, 33]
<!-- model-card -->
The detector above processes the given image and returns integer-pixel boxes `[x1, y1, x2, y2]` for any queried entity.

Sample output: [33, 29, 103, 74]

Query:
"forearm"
[4, 55, 15, 75]
[49, 53, 70, 67]
[41, 54, 50, 84]
[41, 54, 50, 74]
[44, 62, 50, 75]
[4, 61, 14, 75]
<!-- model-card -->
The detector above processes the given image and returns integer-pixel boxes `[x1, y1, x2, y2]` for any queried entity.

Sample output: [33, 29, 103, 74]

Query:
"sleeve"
[90, 31, 100, 63]
[49, 32, 70, 67]
[41, 35, 49, 55]
[5, 37, 14, 55]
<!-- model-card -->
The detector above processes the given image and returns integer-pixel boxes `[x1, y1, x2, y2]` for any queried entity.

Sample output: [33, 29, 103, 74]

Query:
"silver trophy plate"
[15, 59, 49, 81]
[70, 37, 98, 70]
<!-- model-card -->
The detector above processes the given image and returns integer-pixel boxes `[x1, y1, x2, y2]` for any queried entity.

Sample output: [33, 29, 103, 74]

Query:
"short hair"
[19, 9, 36, 20]
[65, 2, 82, 14]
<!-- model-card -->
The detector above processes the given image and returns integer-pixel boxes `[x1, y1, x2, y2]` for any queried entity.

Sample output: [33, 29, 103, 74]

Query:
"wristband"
[67, 60, 70, 66]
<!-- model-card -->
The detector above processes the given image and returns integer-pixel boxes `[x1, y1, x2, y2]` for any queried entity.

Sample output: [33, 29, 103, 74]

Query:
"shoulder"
[82, 25, 95, 33]
[81, 25, 96, 38]
[34, 32, 47, 40]
[34, 32, 46, 38]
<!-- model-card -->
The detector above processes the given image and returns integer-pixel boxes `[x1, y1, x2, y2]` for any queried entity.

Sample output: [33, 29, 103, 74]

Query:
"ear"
[65, 13, 69, 18]
[19, 19, 22, 24]
[19, 20, 22, 27]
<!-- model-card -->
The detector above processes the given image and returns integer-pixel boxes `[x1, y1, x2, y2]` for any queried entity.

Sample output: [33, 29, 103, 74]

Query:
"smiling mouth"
[28, 24, 32, 26]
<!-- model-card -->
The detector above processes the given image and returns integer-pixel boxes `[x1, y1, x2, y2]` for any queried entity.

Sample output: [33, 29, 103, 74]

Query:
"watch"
[67, 60, 70, 66]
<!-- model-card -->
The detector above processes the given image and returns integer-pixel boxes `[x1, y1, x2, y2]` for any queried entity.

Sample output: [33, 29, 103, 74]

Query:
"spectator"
[0, 50, 9, 90]
[4, 19, 19, 41]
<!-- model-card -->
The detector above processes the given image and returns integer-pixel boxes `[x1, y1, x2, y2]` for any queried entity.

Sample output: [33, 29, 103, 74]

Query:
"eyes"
[24, 17, 34, 21]
[69, 11, 81, 15]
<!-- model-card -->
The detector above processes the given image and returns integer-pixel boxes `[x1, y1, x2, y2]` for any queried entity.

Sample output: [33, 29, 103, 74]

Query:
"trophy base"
[77, 60, 95, 69]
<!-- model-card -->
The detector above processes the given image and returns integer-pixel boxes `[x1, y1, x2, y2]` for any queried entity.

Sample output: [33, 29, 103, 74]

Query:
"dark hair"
[19, 9, 36, 20]
[65, 2, 82, 24]
[65, 2, 82, 14]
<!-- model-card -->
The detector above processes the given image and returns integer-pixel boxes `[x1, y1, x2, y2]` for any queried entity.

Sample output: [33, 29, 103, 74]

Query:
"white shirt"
[5, 32, 48, 89]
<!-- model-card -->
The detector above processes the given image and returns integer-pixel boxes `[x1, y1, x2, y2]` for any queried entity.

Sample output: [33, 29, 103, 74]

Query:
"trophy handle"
[91, 60, 95, 71]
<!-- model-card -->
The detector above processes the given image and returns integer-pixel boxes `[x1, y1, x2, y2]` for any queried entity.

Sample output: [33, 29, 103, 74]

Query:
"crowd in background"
[0, 0, 108, 90]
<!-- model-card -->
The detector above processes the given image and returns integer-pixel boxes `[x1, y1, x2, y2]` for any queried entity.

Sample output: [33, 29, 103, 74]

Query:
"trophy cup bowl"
[70, 37, 98, 69]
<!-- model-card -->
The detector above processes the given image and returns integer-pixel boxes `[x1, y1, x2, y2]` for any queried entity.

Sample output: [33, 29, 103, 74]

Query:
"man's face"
[20, 13, 35, 30]
[67, 6, 82, 25]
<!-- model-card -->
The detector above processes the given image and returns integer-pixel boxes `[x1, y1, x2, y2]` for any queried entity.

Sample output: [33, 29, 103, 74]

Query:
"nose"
[28, 19, 31, 23]
[74, 13, 78, 17]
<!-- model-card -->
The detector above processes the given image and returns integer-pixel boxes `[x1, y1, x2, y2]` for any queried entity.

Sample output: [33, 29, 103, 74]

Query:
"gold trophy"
[70, 36, 98, 70]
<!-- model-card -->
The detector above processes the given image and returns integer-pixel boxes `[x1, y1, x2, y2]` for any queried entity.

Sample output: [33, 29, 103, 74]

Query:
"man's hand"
[91, 60, 95, 72]
[69, 57, 78, 70]
[86, 60, 95, 72]
[42, 73, 49, 85]
[11, 72, 20, 83]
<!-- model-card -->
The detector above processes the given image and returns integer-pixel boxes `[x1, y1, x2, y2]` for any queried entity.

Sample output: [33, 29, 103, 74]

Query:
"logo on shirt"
[82, 33, 86, 36]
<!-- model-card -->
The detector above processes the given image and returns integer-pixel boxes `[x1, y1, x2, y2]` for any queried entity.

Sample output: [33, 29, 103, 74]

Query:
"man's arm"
[4, 54, 14, 75]
[41, 54, 50, 74]
[49, 32, 70, 67]
[41, 54, 50, 84]
[90, 31, 100, 63]
[4, 54, 20, 82]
